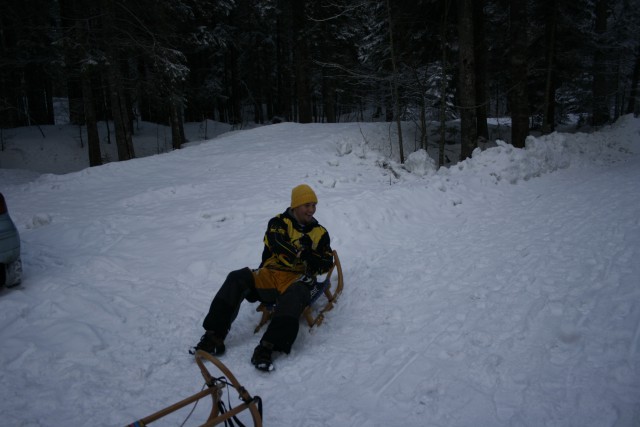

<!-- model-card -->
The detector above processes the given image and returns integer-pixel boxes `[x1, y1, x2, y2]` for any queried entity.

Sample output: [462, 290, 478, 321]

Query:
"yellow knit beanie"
[290, 184, 318, 208]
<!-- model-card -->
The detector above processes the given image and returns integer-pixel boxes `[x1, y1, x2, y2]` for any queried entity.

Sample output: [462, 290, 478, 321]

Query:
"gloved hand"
[299, 247, 321, 275]
[297, 234, 312, 250]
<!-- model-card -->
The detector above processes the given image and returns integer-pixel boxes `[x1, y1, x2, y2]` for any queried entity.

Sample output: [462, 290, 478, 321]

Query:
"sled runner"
[125, 350, 263, 427]
[254, 250, 344, 333]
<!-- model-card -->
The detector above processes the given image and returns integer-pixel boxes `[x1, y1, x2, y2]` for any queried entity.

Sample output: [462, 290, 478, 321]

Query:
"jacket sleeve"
[263, 216, 299, 267]
[305, 230, 334, 276]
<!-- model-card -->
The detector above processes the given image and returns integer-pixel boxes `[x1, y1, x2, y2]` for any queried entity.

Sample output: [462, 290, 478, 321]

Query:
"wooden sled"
[254, 250, 344, 333]
[125, 350, 263, 427]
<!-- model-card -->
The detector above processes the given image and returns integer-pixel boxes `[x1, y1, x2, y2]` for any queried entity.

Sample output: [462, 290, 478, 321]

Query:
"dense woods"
[1, 0, 639, 167]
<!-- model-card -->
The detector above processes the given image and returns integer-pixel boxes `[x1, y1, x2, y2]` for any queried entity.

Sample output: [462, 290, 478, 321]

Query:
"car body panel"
[0, 193, 22, 287]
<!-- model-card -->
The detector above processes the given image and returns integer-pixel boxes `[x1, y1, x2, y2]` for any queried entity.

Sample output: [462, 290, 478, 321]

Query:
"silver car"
[0, 193, 22, 287]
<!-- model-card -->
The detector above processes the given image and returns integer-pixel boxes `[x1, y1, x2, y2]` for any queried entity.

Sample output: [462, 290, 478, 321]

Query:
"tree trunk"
[420, 95, 427, 150]
[323, 73, 337, 123]
[509, 0, 529, 148]
[0, 8, 20, 127]
[591, 0, 610, 126]
[81, 68, 102, 166]
[25, 64, 54, 125]
[438, 0, 451, 168]
[612, 54, 622, 121]
[292, 0, 312, 123]
[168, 98, 184, 150]
[458, 0, 477, 160]
[275, 2, 292, 121]
[626, 46, 640, 115]
[386, 0, 404, 163]
[385, 93, 394, 122]
[101, 0, 134, 160]
[0, 70, 21, 127]
[58, 0, 84, 126]
[228, 45, 242, 125]
[107, 61, 135, 161]
[473, 0, 489, 142]
[541, 0, 557, 134]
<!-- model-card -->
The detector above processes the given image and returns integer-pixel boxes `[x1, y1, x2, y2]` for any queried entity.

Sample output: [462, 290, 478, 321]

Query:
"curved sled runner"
[125, 350, 263, 427]
[254, 250, 344, 333]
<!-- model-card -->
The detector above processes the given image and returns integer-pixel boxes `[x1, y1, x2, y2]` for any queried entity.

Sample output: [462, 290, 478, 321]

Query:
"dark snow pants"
[202, 267, 311, 353]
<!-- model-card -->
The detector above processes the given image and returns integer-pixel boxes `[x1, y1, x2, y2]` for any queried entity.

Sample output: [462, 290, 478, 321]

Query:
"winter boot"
[251, 341, 274, 372]
[190, 331, 225, 356]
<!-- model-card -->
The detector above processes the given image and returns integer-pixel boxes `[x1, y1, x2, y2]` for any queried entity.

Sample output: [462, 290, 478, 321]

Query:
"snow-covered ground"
[1, 116, 639, 426]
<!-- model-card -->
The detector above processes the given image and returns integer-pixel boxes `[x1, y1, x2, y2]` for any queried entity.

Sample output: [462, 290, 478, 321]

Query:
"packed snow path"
[1, 119, 639, 426]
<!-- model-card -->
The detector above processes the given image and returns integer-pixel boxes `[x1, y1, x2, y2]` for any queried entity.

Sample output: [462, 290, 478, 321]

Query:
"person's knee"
[290, 281, 311, 305]
[274, 282, 310, 318]
[226, 267, 254, 289]
[218, 267, 255, 303]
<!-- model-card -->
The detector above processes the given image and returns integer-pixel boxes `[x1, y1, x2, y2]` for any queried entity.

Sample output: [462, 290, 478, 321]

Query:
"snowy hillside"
[1, 117, 639, 426]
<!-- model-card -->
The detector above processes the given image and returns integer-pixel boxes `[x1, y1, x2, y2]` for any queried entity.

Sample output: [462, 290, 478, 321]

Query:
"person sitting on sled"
[192, 184, 334, 371]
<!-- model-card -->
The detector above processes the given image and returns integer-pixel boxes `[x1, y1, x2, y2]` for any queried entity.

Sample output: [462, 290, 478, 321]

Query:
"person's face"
[292, 202, 316, 225]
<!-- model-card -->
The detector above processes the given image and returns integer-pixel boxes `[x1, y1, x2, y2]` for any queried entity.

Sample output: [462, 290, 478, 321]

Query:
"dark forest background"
[1, 0, 639, 167]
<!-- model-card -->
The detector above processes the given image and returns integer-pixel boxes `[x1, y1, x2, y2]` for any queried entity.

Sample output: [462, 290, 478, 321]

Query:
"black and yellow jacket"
[253, 208, 333, 293]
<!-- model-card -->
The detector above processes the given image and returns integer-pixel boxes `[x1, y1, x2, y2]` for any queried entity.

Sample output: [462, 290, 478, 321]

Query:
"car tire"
[2, 257, 22, 288]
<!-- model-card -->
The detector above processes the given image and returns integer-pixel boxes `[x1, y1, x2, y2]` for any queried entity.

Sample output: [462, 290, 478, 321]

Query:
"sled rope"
[216, 387, 263, 427]
[178, 382, 206, 427]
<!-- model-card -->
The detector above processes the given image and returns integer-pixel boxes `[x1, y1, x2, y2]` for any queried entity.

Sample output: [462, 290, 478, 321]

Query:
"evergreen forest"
[1, 0, 639, 166]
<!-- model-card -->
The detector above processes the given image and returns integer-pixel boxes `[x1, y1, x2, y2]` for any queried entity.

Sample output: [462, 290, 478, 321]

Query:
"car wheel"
[3, 257, 22, 287]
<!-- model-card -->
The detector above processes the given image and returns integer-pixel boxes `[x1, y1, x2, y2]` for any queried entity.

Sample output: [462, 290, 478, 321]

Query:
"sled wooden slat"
[125, 350, 262, 427]
[125, 384, 224, 427]
[254, 249, 344, 333]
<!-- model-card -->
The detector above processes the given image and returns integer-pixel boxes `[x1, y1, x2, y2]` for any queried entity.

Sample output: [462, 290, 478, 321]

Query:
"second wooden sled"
[254, 250, 344, 333]
[125, 350, 262, 427]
